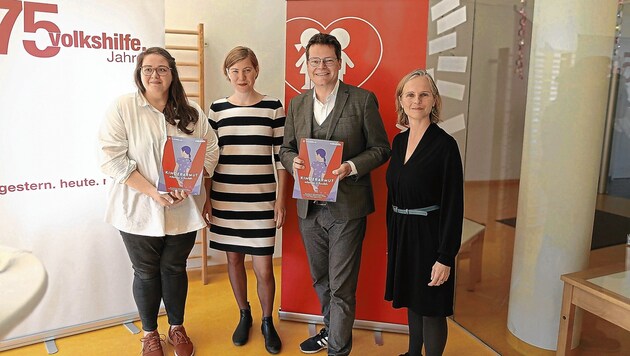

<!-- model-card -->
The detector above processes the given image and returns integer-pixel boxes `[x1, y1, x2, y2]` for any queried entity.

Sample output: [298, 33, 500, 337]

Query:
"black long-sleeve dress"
[385, 123, 464, 316]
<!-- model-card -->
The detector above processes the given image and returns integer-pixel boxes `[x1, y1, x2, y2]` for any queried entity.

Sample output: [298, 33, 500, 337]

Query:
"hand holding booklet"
[157, 136, 207, 195]
[292, 138, 344, 202]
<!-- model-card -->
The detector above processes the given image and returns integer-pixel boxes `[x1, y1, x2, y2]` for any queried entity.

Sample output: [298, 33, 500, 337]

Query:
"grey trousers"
[298, 204, 366, 356]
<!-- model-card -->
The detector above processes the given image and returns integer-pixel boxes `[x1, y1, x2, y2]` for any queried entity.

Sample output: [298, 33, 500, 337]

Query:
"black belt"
[392, 205, 439, 216]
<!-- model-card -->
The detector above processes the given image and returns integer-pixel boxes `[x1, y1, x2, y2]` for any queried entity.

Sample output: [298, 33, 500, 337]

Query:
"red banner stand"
[280, 0, 430, 334]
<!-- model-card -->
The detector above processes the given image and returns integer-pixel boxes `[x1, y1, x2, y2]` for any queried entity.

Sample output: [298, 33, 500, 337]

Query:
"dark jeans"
[120, 230, 197, 332]
[298, 204, 366, 356]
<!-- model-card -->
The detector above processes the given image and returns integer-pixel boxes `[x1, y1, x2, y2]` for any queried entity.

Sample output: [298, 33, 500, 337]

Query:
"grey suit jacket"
[279, 81, 391, 220]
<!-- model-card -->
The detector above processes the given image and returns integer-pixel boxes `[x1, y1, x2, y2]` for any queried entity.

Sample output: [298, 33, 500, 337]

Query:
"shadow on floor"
[496, 211, 630, 250]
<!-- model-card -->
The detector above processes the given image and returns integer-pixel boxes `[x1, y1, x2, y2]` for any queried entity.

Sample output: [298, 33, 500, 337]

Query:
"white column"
[507, 0, 618, 350]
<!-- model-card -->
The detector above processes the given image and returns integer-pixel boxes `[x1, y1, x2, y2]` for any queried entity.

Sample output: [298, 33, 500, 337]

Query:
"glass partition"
[606, 3, 630, 200]
[441, 0, 630, 354]
[444, 0, 531, 353]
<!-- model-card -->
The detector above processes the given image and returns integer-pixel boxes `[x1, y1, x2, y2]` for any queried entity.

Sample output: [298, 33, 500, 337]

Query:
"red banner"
[282, 0, 429, 325]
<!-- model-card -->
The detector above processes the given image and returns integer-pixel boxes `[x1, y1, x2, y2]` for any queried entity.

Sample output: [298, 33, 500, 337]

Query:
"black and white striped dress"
[207, 96, 285, 255]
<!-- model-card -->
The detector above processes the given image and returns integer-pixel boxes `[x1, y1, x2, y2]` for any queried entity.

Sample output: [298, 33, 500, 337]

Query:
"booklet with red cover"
[157, 136, 207, 195]
[292, 138, 344, 202]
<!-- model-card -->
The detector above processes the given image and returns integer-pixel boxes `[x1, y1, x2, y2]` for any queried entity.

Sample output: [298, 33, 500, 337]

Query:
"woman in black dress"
[385, 69, 464, 356]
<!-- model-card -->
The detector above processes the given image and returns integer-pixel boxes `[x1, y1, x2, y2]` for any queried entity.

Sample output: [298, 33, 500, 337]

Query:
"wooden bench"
[457, 218, 485, 291]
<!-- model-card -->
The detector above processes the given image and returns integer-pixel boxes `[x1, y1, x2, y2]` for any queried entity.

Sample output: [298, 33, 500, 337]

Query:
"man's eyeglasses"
[140, 66, 172, 76]
[307, 57, 337, 68]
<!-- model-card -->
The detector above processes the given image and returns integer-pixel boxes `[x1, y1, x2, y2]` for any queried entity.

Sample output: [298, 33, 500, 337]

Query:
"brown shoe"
[168, 325, 195, 356]
[140, 331, 164, 356]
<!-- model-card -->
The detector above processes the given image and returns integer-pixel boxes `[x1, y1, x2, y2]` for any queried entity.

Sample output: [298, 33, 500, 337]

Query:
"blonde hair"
[395, 69, 441, 126]
[222, 46, 259, 79]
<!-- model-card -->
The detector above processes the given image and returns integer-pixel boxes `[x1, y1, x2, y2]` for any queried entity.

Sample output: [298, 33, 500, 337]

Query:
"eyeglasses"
[307, 57, 337, 68]
[140, 66, 172, 76]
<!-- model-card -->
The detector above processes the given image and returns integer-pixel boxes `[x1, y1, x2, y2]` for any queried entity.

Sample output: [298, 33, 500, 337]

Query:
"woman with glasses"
[385, 69, 464, 356]
[204, 46, 287, 355]
[98, 47, 219, 356]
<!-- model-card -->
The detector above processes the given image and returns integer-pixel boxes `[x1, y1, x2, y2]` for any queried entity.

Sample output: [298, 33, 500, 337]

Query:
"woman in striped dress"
[204, 46, 287, 354]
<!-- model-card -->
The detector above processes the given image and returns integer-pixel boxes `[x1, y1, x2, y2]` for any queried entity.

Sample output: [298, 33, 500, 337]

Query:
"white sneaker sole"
[300, 346, 327, 354]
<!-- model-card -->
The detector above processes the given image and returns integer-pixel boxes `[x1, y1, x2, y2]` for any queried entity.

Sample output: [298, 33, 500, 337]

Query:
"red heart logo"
[285, 17, 383, 94]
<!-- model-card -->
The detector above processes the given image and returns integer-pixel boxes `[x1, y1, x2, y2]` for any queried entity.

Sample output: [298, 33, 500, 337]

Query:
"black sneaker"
[299, 328, 328, 354]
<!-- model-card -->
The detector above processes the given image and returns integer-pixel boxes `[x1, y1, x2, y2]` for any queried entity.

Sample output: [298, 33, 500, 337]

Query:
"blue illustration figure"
[174, 145, 192, 187]
[309, 148, 327, 192]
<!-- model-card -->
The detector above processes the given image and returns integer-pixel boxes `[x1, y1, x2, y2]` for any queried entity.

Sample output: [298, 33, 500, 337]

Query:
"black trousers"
[120, 230, 197, 331]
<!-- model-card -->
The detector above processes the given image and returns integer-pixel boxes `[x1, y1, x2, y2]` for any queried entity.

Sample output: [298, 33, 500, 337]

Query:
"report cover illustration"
[158, 136, 207, 195]
[292, 138, 344, 202]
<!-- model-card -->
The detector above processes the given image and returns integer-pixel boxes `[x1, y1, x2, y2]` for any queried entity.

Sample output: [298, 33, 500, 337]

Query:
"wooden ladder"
[165, 24, 210, 285]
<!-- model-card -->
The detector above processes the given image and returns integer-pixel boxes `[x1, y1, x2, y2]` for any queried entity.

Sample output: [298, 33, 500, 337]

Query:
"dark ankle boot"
[232, 302, 252, 346]
[261, 316, 282, 354]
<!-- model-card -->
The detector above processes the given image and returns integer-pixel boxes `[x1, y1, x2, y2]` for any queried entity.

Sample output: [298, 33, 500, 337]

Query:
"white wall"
[165, 0, 287, 265]
[165, 0, 286, 110]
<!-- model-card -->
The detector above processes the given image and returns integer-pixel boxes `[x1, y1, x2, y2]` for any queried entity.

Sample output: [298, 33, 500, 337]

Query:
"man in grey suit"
[279, 33, 391, 356]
